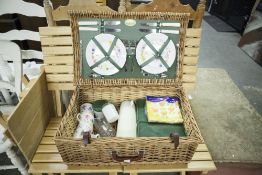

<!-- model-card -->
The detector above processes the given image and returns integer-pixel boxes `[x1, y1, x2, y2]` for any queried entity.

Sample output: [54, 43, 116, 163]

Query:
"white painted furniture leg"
[62, 90, 70, 109]
[0, 88, 13, 104]
[6, 147, 28, 175]
[0, 125, 28, 175]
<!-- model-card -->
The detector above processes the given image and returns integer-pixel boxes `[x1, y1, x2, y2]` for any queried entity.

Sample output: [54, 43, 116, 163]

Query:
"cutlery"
[78, 21, 121, 26]
[139, 29, 179, 34]
[79, 27, 121, 33]
[131, 40, 136, 73]
[89, 73, 100, 78]
[141, 22, 180, 27]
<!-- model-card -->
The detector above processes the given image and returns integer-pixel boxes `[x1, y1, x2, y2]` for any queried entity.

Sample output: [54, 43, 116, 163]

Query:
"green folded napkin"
[135, 99, 186, 137]
[137, 122, 186, 137]
[135, 98, 147, 123]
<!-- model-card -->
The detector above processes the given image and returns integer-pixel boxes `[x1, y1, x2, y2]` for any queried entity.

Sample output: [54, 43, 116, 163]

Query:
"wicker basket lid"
[69, 11, 189, 87]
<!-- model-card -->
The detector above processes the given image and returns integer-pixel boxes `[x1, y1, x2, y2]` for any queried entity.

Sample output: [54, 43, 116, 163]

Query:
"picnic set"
[54, 11, 203, 165]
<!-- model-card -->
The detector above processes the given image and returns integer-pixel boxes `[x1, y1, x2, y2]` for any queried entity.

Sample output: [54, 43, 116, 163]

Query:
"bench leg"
[109, 172, 118, 175]
[6, 148, 28, 175]
[130, 172, 138, 175]
[181, 171, 186, 175]
[202, 171, 208, 174]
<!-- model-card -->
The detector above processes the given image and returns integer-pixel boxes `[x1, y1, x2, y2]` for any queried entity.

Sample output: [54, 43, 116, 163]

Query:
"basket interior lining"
[59, 85, 203, 141]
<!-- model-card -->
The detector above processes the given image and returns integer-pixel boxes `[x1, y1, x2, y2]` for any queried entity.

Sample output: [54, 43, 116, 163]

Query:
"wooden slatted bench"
[28, 116, 215, 175]
[5, 1, 216, 173]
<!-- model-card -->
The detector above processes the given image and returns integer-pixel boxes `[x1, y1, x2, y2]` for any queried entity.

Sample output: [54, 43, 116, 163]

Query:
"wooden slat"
[44, 55, 74, 65]
[55, 90, 63, 117]
[40, 36, 73, 46]
[182, 74, 196, 83]
[47, 122, 60, 130]
[40, 137, 55, 145]
[184, 47, 200, 56]
[131, 0, 195, 19]
[32, 154, 62, 163]
[49, 117, 62, 123]
[7, 77, 41, 141]
[123, 161, 216, 173]
[97, 2, 103, 6]
[0, 115, 8, 129]
[193, 152, 212, 160]
[22, 74, 30, 86]
[18, 106, 49, 160]
[46, 74, 74, 82]
[197, 144, 208, 152]
[183, 56, 199, 65]
[183, 65, 197, 74]
[29, 163, 122, 173]
[42, 46, 73, 55]
[39, 27, 71, 36]
[185, 38, 200, 47]
[7, 72, 53, 163]
[45, 65, 74, 73]
[183, 82, 196, 92]
[37, 145, 58, 153]
[47, 83, 75, 90]
[186, 28, 202, 38]
[44, 130, 56, 137]
[19, 79, 37, 98]
[52, 0, 114, 21]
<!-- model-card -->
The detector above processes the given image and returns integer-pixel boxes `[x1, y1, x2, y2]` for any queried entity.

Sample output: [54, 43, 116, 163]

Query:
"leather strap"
[112, 150, 144, 162]
[83, 131, 91, 145]
[170, 132, 180, 149]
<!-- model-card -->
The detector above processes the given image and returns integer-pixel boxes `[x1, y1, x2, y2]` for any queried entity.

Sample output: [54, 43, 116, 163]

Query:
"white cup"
[102, 103, 119, 123]
[80, 103, 93, 113]
[76, 113, 94, 132]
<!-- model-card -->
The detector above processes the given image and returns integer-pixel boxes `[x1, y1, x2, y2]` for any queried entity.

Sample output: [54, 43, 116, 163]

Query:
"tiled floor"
[190, 163, 262, 175]
[199, 15, 262, 116]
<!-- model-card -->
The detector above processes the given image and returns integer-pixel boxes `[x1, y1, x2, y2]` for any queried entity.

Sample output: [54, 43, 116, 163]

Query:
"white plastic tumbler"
[102, 103, 119, 123]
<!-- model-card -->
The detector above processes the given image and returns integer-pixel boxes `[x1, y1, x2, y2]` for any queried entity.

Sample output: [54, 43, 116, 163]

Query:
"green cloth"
[137, 122, 186, 137]
[135, 99, 186, 137]
[135, 98, 147, 123]
[92, 100, 108, 112]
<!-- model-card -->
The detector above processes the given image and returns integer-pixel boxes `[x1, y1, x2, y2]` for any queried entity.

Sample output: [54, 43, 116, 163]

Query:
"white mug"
[102, 103, 119, 123]
[76, 113, 94, 132]
[80, 103, 93, 113]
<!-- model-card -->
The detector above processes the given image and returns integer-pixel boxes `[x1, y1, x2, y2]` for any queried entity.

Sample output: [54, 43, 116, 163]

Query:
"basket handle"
[112, 150, 144, 162]
[170, 132, 180, 149]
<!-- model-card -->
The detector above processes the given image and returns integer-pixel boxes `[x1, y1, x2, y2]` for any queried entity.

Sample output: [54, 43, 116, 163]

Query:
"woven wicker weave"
[55, 11, 204, 165]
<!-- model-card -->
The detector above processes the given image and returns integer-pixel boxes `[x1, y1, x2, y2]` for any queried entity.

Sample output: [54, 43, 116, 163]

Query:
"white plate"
[136, 33, 176, 74]
[86, 33, 127, 76]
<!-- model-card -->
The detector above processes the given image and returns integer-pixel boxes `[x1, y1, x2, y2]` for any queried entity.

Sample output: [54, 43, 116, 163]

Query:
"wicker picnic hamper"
[55, 11, 204, 165]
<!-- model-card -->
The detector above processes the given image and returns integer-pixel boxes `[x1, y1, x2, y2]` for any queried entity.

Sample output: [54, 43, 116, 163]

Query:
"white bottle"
[116, 101, 137, 137]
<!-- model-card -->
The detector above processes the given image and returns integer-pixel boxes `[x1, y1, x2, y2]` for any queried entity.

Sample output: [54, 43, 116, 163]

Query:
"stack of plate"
[86, 33, 176, 75]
